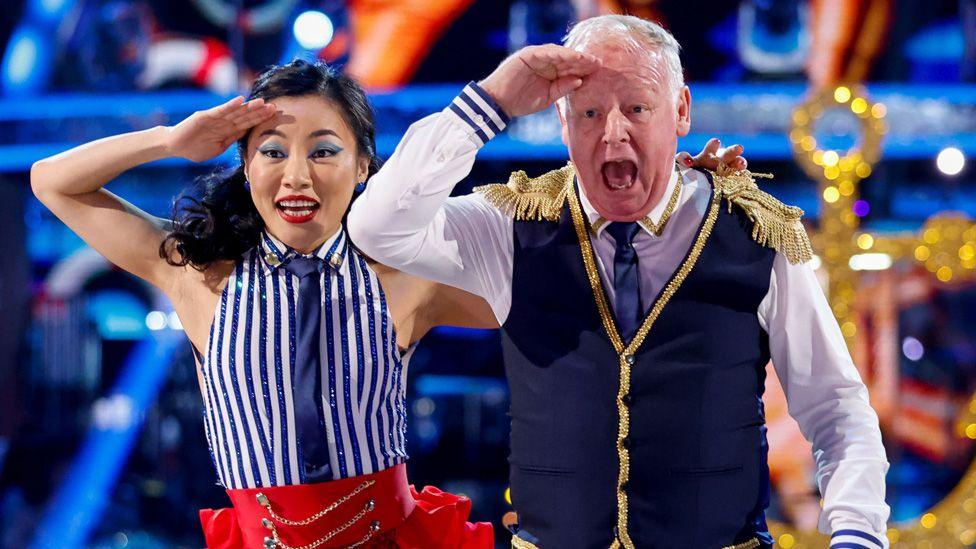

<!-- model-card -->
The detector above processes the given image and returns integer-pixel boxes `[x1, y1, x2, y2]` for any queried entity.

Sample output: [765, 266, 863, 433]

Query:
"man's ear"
[676, 85, 691, 137]
[556, 101, 570, 147]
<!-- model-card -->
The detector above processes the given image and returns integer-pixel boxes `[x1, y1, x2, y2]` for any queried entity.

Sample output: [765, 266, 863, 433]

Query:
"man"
[348, 14, 889, 549]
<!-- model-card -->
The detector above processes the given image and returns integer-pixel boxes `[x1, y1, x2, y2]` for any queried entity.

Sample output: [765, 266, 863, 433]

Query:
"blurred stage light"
[293, 11, 334, 50]
[413, 397, 436, 417]
[848, 252, 893, 271]
[5, 33, 37, 85]
[88, 290, 149, 340]
[39, 0, 69, 17]
[167, 311, 183, 330]
[145, 311, 167, 331]
[936, 147, 965, 176]
[92, 395, 135, 431]
[902, 336, 925, 361]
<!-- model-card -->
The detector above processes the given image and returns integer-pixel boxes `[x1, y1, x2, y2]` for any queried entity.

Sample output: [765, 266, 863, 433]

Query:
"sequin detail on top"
[198, 230, 409, 488]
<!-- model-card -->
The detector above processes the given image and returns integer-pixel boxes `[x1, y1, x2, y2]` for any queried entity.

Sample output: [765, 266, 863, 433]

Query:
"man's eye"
[633, 106, 646, 114]
[584, 109, 597, 118]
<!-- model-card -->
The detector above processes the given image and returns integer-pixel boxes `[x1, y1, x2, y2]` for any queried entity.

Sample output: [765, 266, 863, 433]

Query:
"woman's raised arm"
[30, 96, 275, 293]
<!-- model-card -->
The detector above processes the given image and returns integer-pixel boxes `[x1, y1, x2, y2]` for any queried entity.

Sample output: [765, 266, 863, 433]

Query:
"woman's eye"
[584, 109, 597, 118]
[260, 149, 284, 159]
[311, 148, 337, 159]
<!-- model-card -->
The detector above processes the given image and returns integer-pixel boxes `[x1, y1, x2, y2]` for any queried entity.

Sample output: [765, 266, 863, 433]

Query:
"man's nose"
[602, 109, 630, 145]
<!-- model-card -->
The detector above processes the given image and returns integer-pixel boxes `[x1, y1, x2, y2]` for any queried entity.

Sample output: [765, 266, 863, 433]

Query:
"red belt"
[206, 464, 416, 548]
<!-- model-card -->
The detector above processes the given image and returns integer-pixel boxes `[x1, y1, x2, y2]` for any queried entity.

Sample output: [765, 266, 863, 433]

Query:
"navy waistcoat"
[502, 173, 777, 548]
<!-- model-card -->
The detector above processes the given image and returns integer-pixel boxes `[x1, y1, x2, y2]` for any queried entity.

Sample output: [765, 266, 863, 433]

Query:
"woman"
[32, 59, 496, 549]
[31, 58, 741, 548]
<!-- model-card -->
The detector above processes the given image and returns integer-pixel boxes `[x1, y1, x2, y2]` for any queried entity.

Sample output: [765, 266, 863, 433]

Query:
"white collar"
[578, 165, 681, 238]
[258, 227, 347, 274]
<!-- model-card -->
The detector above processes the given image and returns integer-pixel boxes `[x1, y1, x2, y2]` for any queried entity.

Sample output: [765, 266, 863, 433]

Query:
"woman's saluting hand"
[166, 96, 278, 162]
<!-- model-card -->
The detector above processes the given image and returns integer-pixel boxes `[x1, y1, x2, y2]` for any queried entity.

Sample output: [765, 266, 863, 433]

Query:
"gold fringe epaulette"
[712, 167, 814, 264]
[474, 165, 574, 222]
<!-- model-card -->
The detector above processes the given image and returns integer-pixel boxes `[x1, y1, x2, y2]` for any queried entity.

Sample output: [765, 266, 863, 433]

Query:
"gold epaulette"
[473, 165, 574, 222]
[712, 167, 814, 265]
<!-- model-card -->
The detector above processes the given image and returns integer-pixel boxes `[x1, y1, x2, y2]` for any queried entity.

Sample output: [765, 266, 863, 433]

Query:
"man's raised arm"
[348, 46, 602, 322]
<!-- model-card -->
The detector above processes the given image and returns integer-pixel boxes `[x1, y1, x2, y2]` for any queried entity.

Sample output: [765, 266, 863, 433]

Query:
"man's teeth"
[604, 160, 636, 189]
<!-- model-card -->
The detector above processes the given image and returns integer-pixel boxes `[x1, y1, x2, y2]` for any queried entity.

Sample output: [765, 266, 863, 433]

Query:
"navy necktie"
[605, 222, 643, 341]
[283, 255, 331, 481]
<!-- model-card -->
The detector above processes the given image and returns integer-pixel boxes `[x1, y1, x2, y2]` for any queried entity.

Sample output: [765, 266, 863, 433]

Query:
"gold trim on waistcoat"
[473, 165, 573, 222]
[711, 167, 813, 264]
[567, 167, 723, 549]
[475, 164, 809, 265]
[723, 538, 762, 549]
[511, 535, 543, 549]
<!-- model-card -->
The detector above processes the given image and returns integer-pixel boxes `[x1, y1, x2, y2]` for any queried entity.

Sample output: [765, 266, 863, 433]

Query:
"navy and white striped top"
[197, 228, 409, 489]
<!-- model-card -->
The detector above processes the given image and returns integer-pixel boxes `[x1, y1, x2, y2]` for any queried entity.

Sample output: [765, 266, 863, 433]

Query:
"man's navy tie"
[605, 222, 643, 341]
[283, 255, 332, 481]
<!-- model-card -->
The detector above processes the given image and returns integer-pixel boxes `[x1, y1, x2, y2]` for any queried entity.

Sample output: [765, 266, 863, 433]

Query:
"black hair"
[160, 59, 380, 269]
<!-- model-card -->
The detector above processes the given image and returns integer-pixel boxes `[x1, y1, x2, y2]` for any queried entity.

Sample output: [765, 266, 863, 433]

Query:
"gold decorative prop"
[770, 85, 976, 548]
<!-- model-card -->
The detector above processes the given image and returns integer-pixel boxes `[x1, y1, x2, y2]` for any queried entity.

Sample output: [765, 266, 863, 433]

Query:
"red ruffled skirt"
[199, 464, 493, 548]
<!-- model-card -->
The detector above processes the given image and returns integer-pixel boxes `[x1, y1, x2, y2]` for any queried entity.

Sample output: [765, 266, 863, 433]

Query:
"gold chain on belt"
[255, 480, 379, 549]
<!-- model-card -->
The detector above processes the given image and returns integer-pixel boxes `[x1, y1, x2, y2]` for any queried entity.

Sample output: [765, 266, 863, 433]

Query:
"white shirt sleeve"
[758, 253, 891, 549]
[347, 83, 515, 324]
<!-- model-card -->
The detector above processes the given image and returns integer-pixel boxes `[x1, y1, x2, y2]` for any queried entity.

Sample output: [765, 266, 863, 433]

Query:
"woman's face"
[244, 94, 369, 253]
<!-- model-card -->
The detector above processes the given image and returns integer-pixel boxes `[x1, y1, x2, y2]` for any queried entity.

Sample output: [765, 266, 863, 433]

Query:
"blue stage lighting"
[1, 29, 50, 96]
[29, 330, 184, 549]
[87, 289, 149, 340]
[27, 0, 73, 21]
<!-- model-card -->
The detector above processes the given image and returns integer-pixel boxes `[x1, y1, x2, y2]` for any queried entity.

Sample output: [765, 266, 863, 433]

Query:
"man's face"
[558, 42, 691, 221]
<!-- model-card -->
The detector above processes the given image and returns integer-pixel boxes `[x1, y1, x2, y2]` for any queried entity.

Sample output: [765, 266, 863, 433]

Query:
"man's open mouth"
[601, 160, 638, 190]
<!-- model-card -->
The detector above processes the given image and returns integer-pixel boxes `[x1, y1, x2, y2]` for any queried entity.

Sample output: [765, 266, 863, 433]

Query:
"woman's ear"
[357, 155, 370, 183]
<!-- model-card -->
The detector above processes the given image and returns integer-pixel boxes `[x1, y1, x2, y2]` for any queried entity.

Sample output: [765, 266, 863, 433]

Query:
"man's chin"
[591, 190, 651, 222]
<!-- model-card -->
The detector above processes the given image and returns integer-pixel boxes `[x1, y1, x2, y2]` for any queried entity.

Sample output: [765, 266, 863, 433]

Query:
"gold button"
[263, 536, 276, 548]
[265, 254, 281, 267]
[256, 493, 270, 507]
[364, 499, 375, 512]
[329, 253, 343, 268]
[370, 520, 381, 533]
[262, 518, 273, 529]
[624, 354, 635, 365]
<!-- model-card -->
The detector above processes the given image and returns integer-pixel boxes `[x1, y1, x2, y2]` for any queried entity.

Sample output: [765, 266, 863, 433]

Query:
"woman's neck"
[268, 221, 342, 255]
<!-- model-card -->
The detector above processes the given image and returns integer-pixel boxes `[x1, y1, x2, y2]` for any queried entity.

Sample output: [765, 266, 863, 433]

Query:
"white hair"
[562, 14, 684, 97]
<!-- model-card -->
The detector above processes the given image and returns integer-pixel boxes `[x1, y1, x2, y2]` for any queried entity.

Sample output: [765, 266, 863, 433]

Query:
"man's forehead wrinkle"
[582, 42, 668, 75]
[571, 57, 666, 102]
